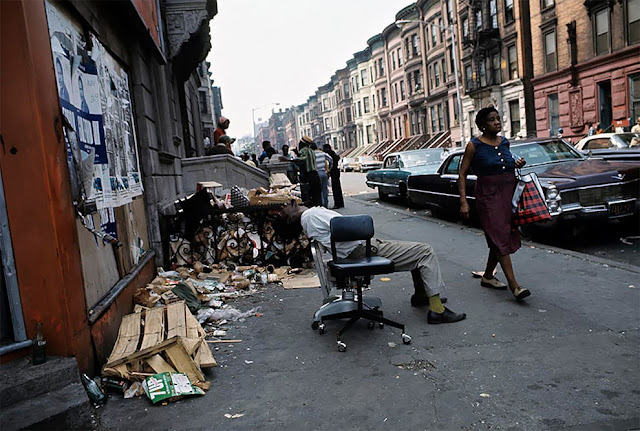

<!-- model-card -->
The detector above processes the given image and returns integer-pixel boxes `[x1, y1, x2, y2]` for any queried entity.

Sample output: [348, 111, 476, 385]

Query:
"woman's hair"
[310, 142, 318, 150]
[475, 106, 499, 130]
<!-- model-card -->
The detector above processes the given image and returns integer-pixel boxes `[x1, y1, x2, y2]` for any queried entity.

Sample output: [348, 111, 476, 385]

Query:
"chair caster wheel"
[367, 321, 375, 330]
[311, 321, 319, 330]
[318, 324, 326, 335]
[402, 334, 412, 345]
[378, 322, 384, 329]
[337, 341, 347, 352]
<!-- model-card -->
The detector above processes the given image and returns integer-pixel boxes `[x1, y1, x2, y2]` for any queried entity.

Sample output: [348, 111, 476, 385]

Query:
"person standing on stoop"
[276, 201, 467, 324]
[323, 143, 344, 209]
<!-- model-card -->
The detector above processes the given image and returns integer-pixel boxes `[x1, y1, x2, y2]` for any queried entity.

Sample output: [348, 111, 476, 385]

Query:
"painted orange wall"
[0, 0, 92, 370]
[132, 0, 161, 50]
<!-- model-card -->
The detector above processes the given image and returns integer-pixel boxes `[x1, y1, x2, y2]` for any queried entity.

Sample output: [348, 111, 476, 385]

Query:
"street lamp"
[396, 19, 466, 146]
[252, 102, 280, 151]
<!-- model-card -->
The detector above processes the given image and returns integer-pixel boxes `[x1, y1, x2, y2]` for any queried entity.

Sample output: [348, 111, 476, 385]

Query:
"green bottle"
[32, 322, 46, 365]
[81, 373, 107, 406]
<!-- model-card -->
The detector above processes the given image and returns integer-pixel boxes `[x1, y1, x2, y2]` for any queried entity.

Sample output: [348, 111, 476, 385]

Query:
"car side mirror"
[587, 150, 593, 158]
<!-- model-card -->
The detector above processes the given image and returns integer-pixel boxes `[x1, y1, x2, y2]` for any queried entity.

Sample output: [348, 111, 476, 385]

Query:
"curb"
[347, 193, 640, 275]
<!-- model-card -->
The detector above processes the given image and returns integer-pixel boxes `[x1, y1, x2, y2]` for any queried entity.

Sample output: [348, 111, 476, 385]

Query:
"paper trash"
[142, 372, 204, 404]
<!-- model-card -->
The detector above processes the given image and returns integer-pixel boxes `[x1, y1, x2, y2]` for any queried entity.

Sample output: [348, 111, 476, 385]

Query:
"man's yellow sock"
[428, 295, 445, 314]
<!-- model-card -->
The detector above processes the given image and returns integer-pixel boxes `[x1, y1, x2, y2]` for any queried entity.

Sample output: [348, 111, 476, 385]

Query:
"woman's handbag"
[511, 170, 551, 226]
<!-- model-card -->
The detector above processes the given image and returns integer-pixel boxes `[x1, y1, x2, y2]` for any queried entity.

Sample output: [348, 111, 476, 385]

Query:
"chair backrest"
[329, 215, 374, 260]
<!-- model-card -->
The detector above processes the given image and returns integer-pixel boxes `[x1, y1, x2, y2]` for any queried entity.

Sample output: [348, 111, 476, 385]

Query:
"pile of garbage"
[100, 260, 308, 405]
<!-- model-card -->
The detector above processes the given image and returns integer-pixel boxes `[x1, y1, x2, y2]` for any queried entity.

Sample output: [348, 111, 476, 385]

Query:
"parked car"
[339, 157, 356, 172]
[366, 149, 447, 200]
[407, 138, 640, 226]
[574, 133, 640, 160]
[353, 155, 383, 172]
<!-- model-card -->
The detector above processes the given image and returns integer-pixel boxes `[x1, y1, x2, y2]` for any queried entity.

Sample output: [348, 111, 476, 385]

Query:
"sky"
[207, 0, 413, 138]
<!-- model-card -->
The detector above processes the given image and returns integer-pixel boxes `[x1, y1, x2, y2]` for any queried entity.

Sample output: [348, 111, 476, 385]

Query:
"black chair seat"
[328, 256, 394, 278]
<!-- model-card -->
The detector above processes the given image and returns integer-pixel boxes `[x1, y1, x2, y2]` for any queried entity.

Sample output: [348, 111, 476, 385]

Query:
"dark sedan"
[366, 149, 446, 200]
[407, 138, 640, 225]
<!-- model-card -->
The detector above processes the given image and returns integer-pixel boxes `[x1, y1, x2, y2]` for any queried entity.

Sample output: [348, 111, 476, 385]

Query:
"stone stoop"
[0, 357, 96, 430]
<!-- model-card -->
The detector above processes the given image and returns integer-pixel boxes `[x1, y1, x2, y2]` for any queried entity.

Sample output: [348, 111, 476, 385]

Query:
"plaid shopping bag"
[512, 172, 551, 226]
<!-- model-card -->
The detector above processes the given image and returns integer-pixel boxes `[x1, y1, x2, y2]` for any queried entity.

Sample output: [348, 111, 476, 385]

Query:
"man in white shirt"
[277, 203, 466, 324]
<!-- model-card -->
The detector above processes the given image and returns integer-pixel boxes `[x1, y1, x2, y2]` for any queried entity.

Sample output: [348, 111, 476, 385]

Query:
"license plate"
[607, 199, 635, 218]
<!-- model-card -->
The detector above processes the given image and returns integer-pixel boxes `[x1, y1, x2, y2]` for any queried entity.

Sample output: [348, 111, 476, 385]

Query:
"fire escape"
[467, 0, 502, 96]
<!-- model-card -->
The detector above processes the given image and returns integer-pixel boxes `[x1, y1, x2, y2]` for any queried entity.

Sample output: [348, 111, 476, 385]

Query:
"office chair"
[310, 214, 411, 352]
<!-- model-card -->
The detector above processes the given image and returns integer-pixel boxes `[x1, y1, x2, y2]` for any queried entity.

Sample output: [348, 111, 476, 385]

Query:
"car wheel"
[378, 189, 389, 201]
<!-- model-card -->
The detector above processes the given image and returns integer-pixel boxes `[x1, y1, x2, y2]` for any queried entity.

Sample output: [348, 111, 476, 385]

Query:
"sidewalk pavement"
[96, 196, 640, 431]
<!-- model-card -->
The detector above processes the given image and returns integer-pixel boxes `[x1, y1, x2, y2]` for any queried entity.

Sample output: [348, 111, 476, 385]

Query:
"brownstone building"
[530, 0, 640, 140]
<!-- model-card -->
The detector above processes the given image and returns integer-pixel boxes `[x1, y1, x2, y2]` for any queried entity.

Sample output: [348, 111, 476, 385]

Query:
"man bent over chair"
[276, 202, 466, 324]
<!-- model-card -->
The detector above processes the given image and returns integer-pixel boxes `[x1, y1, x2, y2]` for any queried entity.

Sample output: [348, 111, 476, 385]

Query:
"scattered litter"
[124, 381, 143, 399]
[380, 277, 391, 282]
[538, 309, 547, 313]
[630, 285, 636, 289]
[244, 360, 253, 364]
[142, 372, 205, 404]
[492, 334, 495, 337]
[197, 306, 261, 324]
[212, 330, 227, 337]
[225, 413, 245, 419]
[206, 339, 243, 344]
[620, 236, 639, 245]
[388, 342, 396, 348]
[480, 393, 491, 398]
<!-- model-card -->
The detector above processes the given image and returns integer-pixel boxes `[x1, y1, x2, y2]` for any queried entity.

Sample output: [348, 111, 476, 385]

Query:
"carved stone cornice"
[164, 0, 217, 59]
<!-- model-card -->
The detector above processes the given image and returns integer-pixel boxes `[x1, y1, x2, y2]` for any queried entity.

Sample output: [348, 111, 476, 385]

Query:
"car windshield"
[343, 158, 354, 163]
[359, 156, 376, 162]
[511, 140, 584, 165]
[401, 150, 445, 168]
[612, 133, 640, 148]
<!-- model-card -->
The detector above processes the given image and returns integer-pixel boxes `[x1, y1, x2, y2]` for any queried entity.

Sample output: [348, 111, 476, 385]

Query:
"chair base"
[312, 295, 382, 324]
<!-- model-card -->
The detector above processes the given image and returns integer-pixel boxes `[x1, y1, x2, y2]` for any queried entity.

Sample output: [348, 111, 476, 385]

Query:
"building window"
[344, 83, 350, 98]
[429, 65, 434, 89]
[492, 53, 501, 85]
[381, 87, 388, 106]
[439, 18, 444, 41]
[366, 125, 374, 144]
[548, 93, 559, 135]
[400, 81, 406, 100]
[357, 101, 362, 117]
[378, 58, 385, 77]
[629, 0, 640, 44]
[431, 24, 437, 46]
[363, 96, 370, 113]
[490, 0, 498, 28]
[447, 0, 454, 24]
[542, 0, 554, 8]
[594, 8, 610, 55]
[434, 62, 441, 87]
[398, 48, 403, 66]
[413, 70, 421, 92]
[463, 17, 470, 40]
[346, 107, 352, 122]
[412, 34, 419, 56]
[394, 83, 399, 103]
[479, 60, 487, 87]
[508, 44, 518, 79]
[430, 106, 437, 133]
[199, 90, 208, 113]
[629, 73, 640, 120]
[505, 0, 514, 23]
[392, 51, 397, 70]
[544, 30, 557, 72]
[465, 64, 473, 89]
[509, 100, 520, 138]
[448, 45, 455, 75]
[437, 104, 444, 131]
[476, 9, 483, 30]
[361, 69, 368, 86]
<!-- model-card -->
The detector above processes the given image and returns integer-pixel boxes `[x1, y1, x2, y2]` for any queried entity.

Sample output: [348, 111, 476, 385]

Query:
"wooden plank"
[165, 339, 205, 383]
[106, 313, 141, 364]
[185, 310, 201, 339]
[195, 343, 217, 368]
[166, 302, 187, 338]
[102, 364, 130, 379]
[105, 336, 179, 369]
[182, 337, 202, 355]
[282, 272, 320, 289]
[145, 354, 176, 374]
[206, 339, 243, 344]
[140, 307, 165, 350]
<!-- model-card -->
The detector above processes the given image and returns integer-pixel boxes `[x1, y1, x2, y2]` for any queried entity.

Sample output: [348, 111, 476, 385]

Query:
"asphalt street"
[96, 192, 640, 431]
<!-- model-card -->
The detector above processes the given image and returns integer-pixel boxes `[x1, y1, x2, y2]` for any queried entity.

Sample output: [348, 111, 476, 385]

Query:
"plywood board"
[185, 310, 201, 339]
[140, 307, 165, 350]
[165, 340, 205, 383]
[282, 272, 321, 289]
[107, 313, 141, 364]
[195, 343, 217, 368]
[166, 302, 187, 338]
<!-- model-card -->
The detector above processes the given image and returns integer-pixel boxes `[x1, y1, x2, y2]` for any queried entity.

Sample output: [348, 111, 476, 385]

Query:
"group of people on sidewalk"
[277, 107, 532, 326]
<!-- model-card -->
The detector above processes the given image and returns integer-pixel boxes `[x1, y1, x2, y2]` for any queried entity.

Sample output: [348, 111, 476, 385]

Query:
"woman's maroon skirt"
[474, 173, 521, 255]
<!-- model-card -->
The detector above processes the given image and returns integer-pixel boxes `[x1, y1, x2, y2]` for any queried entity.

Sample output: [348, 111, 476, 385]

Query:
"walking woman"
[458, 107, 531, 300]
